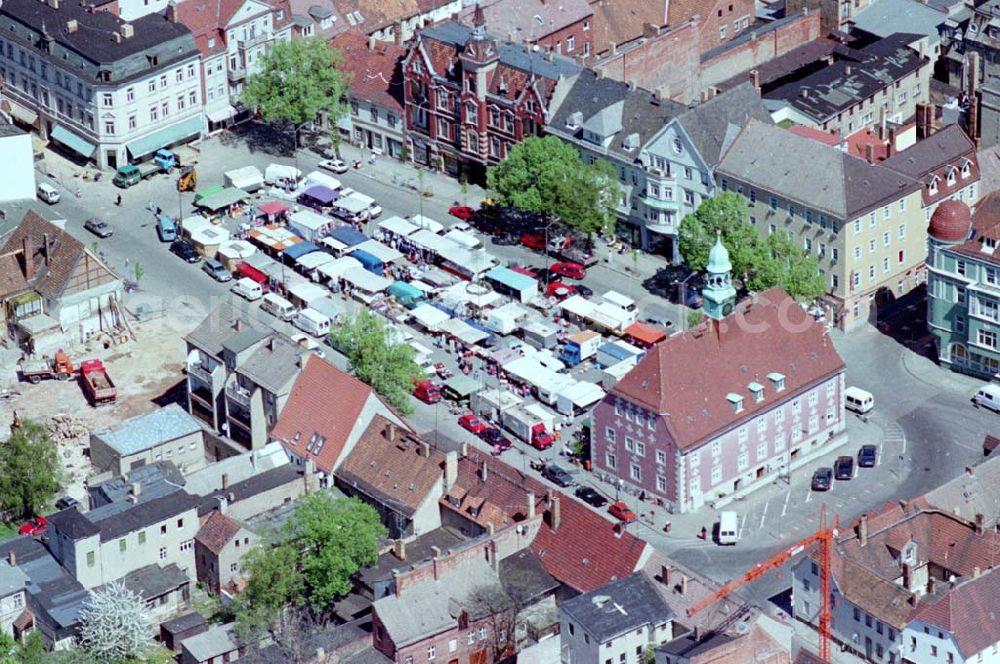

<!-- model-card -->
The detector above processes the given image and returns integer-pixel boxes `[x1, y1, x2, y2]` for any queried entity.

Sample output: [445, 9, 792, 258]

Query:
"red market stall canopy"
[622, 322, 667, 348]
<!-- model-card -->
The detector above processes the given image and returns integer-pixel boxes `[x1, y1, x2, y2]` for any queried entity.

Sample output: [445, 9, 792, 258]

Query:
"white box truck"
[501, 406, 555, 450]
[224, 165, 264, 192]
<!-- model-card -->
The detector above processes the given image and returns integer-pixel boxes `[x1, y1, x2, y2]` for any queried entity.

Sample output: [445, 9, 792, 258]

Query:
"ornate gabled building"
[401, 5, 580, 181]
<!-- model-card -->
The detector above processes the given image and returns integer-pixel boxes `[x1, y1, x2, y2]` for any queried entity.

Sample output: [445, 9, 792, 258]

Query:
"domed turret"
[703, 232, 736, 321]
[929, 200, 972, 244]
[707, 233, 733, 274]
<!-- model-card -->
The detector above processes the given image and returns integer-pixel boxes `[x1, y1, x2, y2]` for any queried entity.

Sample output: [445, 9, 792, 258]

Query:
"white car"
[319, 159, 349, 174]
[368, 204, 383, 219]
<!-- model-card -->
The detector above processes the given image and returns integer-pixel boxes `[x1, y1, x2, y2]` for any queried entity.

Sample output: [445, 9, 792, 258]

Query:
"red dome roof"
[929, 200, 972, 243]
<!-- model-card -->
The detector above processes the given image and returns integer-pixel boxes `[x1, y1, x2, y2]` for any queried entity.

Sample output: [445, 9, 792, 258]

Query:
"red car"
[18, 516, 47, 536]
[607, 501, 638, 524]
[549, 262, 586, 280]
[458, 413, 488, 435]
[520, 234, 546, 251]
[546, 281, 578, 300]
[449, 205, 475, 221]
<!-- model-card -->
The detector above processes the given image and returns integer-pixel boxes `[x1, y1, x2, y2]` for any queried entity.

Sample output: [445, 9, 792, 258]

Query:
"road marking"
[805, 491, 813, 503]
[759, 500, 769, 529]
[739, 512, 748, 540]
[882, 421, 906, 455]
[781, 490, 790, 517]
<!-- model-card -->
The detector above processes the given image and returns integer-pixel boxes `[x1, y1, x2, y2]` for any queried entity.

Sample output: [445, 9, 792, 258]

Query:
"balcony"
[226, 383, 252, 409]
[237, 30, 271, 51]
[227, 65, 246, 83]
[187, 360, 216, 386]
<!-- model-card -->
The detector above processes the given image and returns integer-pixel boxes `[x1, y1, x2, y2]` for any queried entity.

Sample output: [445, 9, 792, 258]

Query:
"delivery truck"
[224, 165, 265, 192]
[559, 330, 603, 366]
[501, 406, 555, 450]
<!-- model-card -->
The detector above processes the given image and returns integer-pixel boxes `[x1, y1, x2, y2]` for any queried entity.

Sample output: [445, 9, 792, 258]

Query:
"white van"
[973, 383, 1000, 413]
[37, 182, 60, 204]
[264, 163, 303, 189]
[260, 293, 296, 321]
[292, 307, 331, 338]
[718, 511, 739, 545]
[305, 170, 342, 192]
[230, 277, 263, 302]
[845, 386, 874, 414]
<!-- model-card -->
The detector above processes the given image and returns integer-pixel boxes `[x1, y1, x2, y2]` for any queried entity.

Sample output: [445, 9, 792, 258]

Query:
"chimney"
[217, 495, 228, 513]
[975, 566, 982, 578]
[234, 319, 243, 332]
[887, 126, 897, 157]
[859, 513, 868, 546]
[120, 23, 134, 39]
[902, 563, 912, 591]
[693, 626, 702, 641]
[130, 482, 141, 496]
[395, 19, 403, 46]
[221, 473, 229, 490]
[927, 576, 936, 594]
[444, 451, 458, 490]
[679, 575, 687, 595]
[749, 68, 760, 94]
[845, 65, 852, 75]
[976, 513, 985, 534]
[800, 88, 809, 99]
[368, 34, 377, 51]
[47, 0, 59, 8]
[595, 67, 605, 80]
[479, 460, 488, 482]
[41, 233, 50, 265]
[627, 79, 636, 91]
[660, 565, 669, 586]
[460, 442, 469, 458]
[550, 493, 561, 531]
[165, 2, 178, 22]
[21, 237, 33, 280]
[7, 551, 14, 567]
[418, 441, 430, 457]
[66, 19, 78, 33]
[393, 538, 406, 561]
[386, 422, 397, 442]
[526, 491, 535, 519]
[431, 545, 441, 580]
[315, 648, 325, 662]
[112, 32, 122, 43]
[610, 42, 617, 55]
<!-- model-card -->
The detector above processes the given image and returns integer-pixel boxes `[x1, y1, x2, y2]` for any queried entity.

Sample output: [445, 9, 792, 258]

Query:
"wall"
[695, 0, 755, 56]
[0, 130, 35, 202]
[905, 620, 967, 664]
[561, 615, 671, 664]
[196, 525, 256, 594]
[223, 476, 307, 521]
[91, 427, 206, 476]
[0, 589, 26, 636]
[348, 96, 406, 159]
[591, 22, 700, 103]
[534, 17, 592, 61]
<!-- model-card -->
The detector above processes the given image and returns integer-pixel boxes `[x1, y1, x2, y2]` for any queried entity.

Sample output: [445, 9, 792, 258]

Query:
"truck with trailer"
[19, 350, 76, 383]
[80, 359, 117, 406]
[113, 149, 178, 188]
[559, 330, 603, 366]
[501, 406, 555, 450]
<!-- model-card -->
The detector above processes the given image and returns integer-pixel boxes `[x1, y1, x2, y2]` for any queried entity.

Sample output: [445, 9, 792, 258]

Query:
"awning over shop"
[195, 185, 225, 203]
[296, 252, 336, 271]
[410, 303, 450, 332]
[217, 240, 256, 261]
[206, 105, 237, 123]
[51, 125, 95, 158]
[257, 201, 288, 216]
[350, 240, 403, 264]
[195, 187, 248, 212]
[444, 375, 479, 399]
[287, 282, 328, 307]
[127, 115, 203, 159]
[378, 216, 420, 237]
[6, 100, 37, 126]
[622, 322, 666, 347]
[341, 268, 391, 293]
[329, 226, 368, 247]
[316, 256, 362, 282]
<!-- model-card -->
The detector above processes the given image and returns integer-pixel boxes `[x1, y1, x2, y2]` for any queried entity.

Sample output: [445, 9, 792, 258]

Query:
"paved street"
[26, 126, 1000, 622]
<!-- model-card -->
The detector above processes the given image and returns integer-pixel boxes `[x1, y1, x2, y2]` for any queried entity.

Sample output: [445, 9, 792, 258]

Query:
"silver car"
[201, 259, 232, 282]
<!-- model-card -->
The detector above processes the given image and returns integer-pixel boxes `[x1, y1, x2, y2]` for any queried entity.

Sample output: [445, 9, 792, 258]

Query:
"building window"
[479, 627, 487, 641]
[978, 328, 997, 349]
[605, 427, 616, 442]
[957, 260, 967, 276]
[159, 547, 167, 560]
[606, 452, 616, 469]
[177, 95, 185, 110]
[630, 463, 641, 481]
[656, 449, 666, 465]
[567, 35, 575, 52]
[719, 25, 727, 39]
[230, 562, 239, 573]
[104, 121, 115, 134]
[711, 465, 722, 484]
[128, 115, 136, 130]
[180, 539, 194, 551]
[150, 106, 158, 122]
[87, 551, 95, 567]
[428, 645, 436, 660]
[883, 231, 890, 247]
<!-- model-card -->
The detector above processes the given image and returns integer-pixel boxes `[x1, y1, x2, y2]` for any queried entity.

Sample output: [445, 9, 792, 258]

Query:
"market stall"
[216, 240, 256, 272]
[410, 303, 450, 332]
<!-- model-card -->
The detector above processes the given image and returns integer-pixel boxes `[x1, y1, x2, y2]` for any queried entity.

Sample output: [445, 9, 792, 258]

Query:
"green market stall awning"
[126, 115, 203, 159]
[194, 187, 248, 212]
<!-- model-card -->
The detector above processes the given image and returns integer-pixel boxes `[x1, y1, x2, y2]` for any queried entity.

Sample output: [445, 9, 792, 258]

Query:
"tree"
[466, 565, 542, 661]
[0, 418, 61, 519]
[12, 632, 45, 664]
[132, 261, 144, 288]
[678, 193, 763, 279]
[79, 581, 152, 661]
[487, 136, 620, 238]
[287, 494, 386, 611]
[329, 310, 420, 415]
[234, 542, 304, 643]
[749, 230, 826, 301]
[241, 38, 350, 148]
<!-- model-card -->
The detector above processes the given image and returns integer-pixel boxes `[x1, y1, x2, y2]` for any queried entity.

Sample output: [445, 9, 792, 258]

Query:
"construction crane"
[686, 506, 839, 662]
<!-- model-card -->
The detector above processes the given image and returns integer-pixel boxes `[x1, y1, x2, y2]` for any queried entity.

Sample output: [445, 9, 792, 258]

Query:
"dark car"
[491, 234, 519, 246]
[55, 496, 79, 510]
[541, 464, 574, 487]
[83, 218, 113, 238]
[575, 486, 608, 508]
[574, 284, 594, 298]
[811, 467, 833, 491]
[834, 455, 855, 480]
[482, 427, 512, 452]
[858, 444, 879, 468]
[171, 239, 201, 263]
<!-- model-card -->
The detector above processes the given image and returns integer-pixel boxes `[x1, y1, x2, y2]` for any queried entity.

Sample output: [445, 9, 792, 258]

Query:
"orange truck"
[19, 350, 75, 383]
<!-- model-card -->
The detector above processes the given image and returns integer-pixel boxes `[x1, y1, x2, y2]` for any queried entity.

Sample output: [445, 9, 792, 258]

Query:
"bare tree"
[467, 569, 540, 663]
[79, 581, 151, 661]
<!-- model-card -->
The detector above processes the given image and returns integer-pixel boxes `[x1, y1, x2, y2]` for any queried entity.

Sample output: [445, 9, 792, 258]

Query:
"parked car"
[811, 467, 833, 491]
[520, 234, 546, 250]
[202, 259, 233, 282]
[18, 516, 47, 536]
[546, 281, 577, 300]
[170, 239, 201, 263]
[644, 314, 674, 329]
[574, 284, 594, 299]
[491, 234, 519, 246]
[482, 427, 512, 451]
[449, 205, 475, 221]
[458, 413, 488, 435]
[608, 501, 638, 523]
[55, 496, 79, 510]
[834, 456, 855, 480]
[575, 486, 608, 508]
[318, 158, 349, 174]
[84, 218, 113, 238]
[541, 464, 574, 487]
[858, 444, 879, 468]
[549, 262, 586, 280]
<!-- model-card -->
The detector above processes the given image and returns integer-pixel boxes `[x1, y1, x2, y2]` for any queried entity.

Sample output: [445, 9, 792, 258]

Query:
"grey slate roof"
[88, 461, 186, 509]
[420, 22, 581, 80]
[161, 611, 209, 635]
[183, 442, 290, 497]
[0, 537, 87, 636]
[356, 528, 466, 593]
[548, 70, 686, 160]
[764, 33, 927, 123]
[717, 120, 920, 219]
[0, 0, 198, 85]
[881, 124, 975, 179]
[196, 464, 305, 517]
[238, 335, 306, 394]
[47, 507, 100, 539]
[0, 560, 27, 598]
[91, 403, 203, 456]
[184, 301, 270, 358]
[110, 563, 189, 599]
[89, 492, 201, 542]
[851, 0, 946, 42]
[657, 630, 735, 657]
[181, 624, 239, 661]
[498, 549, 558, 604]
[560, 572, 674, 644]
[673, 82, 773, 168]
[373, 557, 502, 647]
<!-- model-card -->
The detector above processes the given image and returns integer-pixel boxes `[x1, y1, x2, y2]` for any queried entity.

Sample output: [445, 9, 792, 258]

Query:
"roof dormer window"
[961, 159, 972, 178]
[928, 176, 939, 196]
[727, 393, 744, 413]
[767, 372, 786, 392]
[748, 382, 765, 403]
[946, 167, 957, 187]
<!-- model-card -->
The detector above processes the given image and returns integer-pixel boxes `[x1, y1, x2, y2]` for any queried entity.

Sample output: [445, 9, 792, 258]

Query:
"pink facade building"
[592, 240, 848, 513]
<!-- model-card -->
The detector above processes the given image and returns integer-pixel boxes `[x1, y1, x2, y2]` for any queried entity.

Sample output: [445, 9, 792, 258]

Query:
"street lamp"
[678, 271, 699, 332]
[542, 219, 560, 287]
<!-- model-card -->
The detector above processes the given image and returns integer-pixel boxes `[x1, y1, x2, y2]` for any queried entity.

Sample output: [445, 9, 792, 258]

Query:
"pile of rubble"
[48, 414, 91, 445]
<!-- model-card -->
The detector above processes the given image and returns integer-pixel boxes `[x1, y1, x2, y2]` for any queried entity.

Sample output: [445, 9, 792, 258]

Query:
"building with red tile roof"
[454, 0, 593, 61]
[793, 503, 1000, 662]
[270, 356, 405, 482]
[194, 510, 257, 596]
[883, 124, 980, 216]
[593, 281, 846, 513]
[442, 450, 651, 593]
[668, 0, 755, 56]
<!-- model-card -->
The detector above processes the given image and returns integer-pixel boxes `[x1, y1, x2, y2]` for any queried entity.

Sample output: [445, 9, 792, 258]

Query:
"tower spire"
[703, 232, 736, 321]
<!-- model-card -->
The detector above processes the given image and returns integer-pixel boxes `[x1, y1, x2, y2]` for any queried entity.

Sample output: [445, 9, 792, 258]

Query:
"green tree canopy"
[235, 541, 305, 640]
[487, 136, 620, 236]
[678, 193, 826, 302]
[0, 419, 61, 520]
[329, 310, 420, 415]
[241, 38, 350, 136]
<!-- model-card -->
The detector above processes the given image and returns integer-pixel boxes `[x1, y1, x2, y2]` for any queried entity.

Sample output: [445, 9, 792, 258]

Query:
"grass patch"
[0, 522, 20, 540]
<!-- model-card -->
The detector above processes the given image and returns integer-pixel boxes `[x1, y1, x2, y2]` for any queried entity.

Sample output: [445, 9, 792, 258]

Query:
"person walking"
[115, 193, 122, 207]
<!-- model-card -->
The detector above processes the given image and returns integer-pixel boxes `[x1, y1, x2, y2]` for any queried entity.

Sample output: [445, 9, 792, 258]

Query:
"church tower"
[703, 232, 737, 320]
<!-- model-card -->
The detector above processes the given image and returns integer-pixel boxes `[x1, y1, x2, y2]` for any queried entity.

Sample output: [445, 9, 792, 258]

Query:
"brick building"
[401, 8, 579, 181]
[668, 0, 755, 56]
[454, 0, 593, 60]
[591, 245, 847, 513]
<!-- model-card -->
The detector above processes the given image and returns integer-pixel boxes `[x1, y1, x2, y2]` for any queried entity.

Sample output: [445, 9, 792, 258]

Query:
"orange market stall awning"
[622, 322, 666, 348]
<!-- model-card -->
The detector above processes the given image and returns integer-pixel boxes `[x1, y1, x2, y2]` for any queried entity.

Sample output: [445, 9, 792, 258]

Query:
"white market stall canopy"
[296, 251, 337, 271]
[378, 216, 420, 237]
[316, 256, 363, 283]
[440, 282, 504, 310]
[409, 229, 454, 255]
[438, 318, 489, 345]
[408, 215, 445, 234]
[181, 216, 230, 246]
[557, 381, 605, 415]
[351, 239, 404, 264]
[287, 282, 329, 307]
[341, 268, 392, 293]
[217, 240, 256, 261]
[503, 356, 562, 387]
[410, 303, 450, 332]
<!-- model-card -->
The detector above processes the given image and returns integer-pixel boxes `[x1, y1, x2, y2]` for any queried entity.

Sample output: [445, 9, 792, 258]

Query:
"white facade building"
[0, 117, 35, 201]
